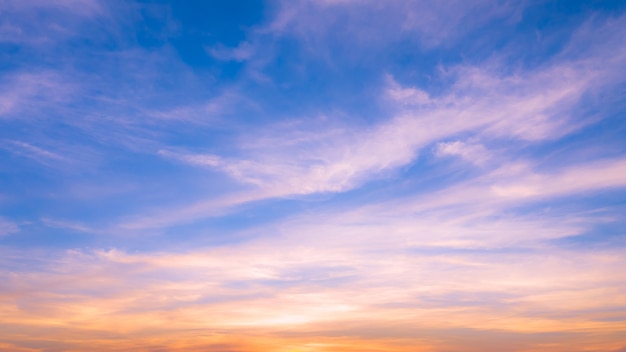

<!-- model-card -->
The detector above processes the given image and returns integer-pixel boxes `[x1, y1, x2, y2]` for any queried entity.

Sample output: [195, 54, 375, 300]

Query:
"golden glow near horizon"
[2, 242, 626, 351]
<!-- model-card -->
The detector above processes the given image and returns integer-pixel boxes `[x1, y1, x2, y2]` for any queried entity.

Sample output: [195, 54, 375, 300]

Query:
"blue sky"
[1, 1, 626, 351]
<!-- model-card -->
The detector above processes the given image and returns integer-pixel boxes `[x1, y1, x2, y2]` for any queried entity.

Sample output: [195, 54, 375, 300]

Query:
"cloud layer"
[1, 1, 626, 351]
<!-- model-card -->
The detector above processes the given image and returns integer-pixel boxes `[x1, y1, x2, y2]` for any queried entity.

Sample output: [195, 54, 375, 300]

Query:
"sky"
[1, 0, 626, 351]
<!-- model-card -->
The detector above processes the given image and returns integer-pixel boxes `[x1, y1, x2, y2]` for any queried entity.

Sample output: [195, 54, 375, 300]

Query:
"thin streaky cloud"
[0, 72, 73, 118]
[0, 219, 19, 237]
[161, 35, 622, 200]
[137, 46, 623, 230]
[3, 141, 69, 164]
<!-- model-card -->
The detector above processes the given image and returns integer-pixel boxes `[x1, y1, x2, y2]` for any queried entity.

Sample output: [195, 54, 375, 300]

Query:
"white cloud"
[490, 158, 626, 200]
[164, 59, 604, 197]
[366, 156, 626, 227]
[85, 10, 626, 233]
[435, 140, 491, 165]
[385, 75, 431, 105]
[1, 240, 625, 350]
[147, 32, 626, 229]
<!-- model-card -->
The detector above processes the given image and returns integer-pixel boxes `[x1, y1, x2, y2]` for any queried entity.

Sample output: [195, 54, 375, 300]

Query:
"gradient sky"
[1, 1, 626, 351]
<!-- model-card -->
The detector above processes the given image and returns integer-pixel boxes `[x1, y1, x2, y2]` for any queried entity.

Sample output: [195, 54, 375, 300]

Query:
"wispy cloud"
[266, 0, 522, 49]
[435, 140, 491, 166]
[40, 218, 100, 235]
[207, 42, 255, 62]
[0, 219, 18, 237]
[126, 15, 626, 232]
[0, 72, 73, 118]
[392, 156, 626, 216]
[162, 20, 625, 201]
[489, 158, 626, 200]
[2, 140, 70, 166]
[0, 0, 105, 46]
[1, 240, 624, 351]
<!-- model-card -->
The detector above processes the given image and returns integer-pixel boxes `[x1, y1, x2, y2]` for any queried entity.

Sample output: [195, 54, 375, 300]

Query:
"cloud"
[385, 75, 432, 106]
[161, 117, 419, 195]
[0, 219, 18, 237]
[266, 0, 522, 49]
[1, 141, 70, 166]
[40, 218, 100, 235]
[2, 0, 102, 15]
[435, 140, 491, 165]
[116, 190, 272, 230]
[0, 0, 105, 46]
[490, 158, 626, 200]
[400, 0, 522, 47]
[405, 157, 626, 213]
[135, 14, 626, 231]
[1, 238, 625, 351]
[164, 50, 615, 196]
[207, 42, 255, 62]
[0, 73, 72, 118]
[1, 2, 625, 351]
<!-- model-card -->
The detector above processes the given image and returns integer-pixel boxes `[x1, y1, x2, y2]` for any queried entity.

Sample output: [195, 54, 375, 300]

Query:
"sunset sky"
[1, 1, 626, 351]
